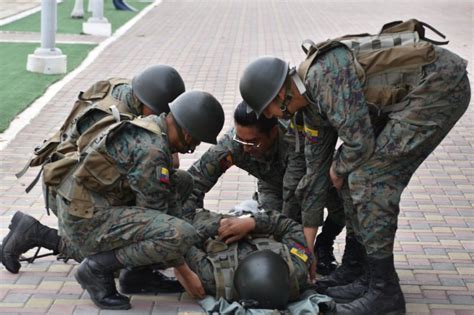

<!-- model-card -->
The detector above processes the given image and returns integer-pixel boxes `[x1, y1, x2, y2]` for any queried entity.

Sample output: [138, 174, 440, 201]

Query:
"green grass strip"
[0, 0, 148, 34]
[0, 42, 96, 132]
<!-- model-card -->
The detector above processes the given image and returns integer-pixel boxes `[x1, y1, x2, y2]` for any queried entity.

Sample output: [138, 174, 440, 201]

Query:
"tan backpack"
[16, 78, 135, 213]
[298, 19, 449, 114]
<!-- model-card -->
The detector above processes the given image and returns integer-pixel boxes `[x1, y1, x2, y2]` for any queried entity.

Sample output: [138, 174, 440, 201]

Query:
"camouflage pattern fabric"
[183, 124, 305, 220]
[57, 114, 197, 267]
[184, 210, 310, 295]
[301, 45, 470, 257]
[183, 117, 345, 226]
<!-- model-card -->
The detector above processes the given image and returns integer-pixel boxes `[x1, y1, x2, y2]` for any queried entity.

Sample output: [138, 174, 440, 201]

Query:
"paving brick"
[0, 0, 473, 314]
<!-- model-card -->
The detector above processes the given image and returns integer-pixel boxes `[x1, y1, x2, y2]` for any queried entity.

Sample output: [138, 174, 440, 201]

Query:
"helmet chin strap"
[277, 67, 308, 119]
[175, 121, 195, 154]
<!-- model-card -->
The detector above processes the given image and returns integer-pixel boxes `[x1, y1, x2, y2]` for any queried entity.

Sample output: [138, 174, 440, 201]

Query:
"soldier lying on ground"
[121, 204, 334, 312]
[183, 100, 345, 276]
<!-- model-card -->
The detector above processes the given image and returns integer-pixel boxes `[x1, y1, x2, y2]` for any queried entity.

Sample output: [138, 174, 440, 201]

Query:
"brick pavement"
[0, 0, 473, 314]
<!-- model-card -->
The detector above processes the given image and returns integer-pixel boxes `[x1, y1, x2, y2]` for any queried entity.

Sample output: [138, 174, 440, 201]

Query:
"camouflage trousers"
[342, 71, 471, 258]
[57, 169, 195, 265]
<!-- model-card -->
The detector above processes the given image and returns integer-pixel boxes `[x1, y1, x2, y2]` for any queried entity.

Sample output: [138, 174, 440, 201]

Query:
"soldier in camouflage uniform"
[124, 206, 314, 309]
[1, 65, 187, 275]
[4, 91, 225, 311]
[182, 101, 345, 276]
[240, 20, 470, 314]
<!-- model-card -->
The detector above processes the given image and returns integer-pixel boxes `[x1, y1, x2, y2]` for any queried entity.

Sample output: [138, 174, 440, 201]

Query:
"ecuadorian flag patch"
[304, 125, 320, 143]
[159, 167, 170, 184]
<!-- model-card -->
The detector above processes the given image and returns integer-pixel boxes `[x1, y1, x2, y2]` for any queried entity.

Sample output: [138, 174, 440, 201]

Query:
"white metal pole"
[40, 0, 56, 50]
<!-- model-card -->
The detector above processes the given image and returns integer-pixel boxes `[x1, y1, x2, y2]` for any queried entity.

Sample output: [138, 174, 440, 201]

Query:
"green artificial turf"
[0, 0, 148, 34]
[0, 42, 96, 132]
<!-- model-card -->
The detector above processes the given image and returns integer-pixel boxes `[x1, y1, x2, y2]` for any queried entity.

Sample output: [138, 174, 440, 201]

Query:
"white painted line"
[0, 39, 100, 45]
[0, 5, 42, 27]
[0, 0, 162, 151]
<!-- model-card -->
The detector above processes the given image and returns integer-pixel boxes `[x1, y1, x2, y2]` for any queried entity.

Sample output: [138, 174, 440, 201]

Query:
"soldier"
[122, 206, 319, 310]
[239, 20, 470, 314]
[182, 100, 345, 276]
[5, 90, 225, 310]
[2, 65, 186, 277]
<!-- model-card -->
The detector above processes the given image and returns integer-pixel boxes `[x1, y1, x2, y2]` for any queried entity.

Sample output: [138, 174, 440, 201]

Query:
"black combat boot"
[334, 255, 406, 315]
[315, 218, 344, 276]
[75, 251, 131, 310]
[1, 211, 60, 273]
[325, 262, 369, 303]
[314, 234, 365, 294]
[119, 266, 184, 294]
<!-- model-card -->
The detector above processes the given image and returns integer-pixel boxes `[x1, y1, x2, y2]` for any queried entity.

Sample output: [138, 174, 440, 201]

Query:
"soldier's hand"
[174, 264, 205, 299]
[329, 164, 344, 191]
[218, 217, 256, 244]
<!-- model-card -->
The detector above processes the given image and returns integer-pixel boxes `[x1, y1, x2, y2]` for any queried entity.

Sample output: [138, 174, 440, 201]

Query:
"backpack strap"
[205, 239, 239, 300]
[379, 19, 449, 45]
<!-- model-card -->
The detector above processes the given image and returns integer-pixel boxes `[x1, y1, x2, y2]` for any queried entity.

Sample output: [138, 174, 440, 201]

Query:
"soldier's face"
[234, 124, 277, 157]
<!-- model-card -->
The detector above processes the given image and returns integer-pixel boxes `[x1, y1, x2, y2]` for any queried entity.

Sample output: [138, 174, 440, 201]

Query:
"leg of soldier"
[315, 187, 345, 276]
[59, 201, 198, 309]
[58, 205, 198, 266]
[0, 211, 83, 273]
[323, 185, 369, 302]
[315, 184, 365, 294]
[336, 70, 470, 314]
[256, 180, 283, 213]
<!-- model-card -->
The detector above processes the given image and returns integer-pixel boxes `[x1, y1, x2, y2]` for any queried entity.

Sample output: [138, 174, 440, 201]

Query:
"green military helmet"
[169, 90, 225, 144]
[234, 250, 290, 310]
[132, 65, 185, 114]
[239, 56, 289, 117]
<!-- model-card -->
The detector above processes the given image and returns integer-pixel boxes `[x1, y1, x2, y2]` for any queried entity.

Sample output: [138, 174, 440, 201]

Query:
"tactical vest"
[298, 19, 447, 115]
[16, 78, 136, 213]
[56, 117, 164, 219]
[205, 237, 300, 302]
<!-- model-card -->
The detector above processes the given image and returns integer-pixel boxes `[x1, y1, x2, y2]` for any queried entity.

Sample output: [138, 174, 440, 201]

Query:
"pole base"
[83, 19, 112, 36]
[27, 52, 67, 75]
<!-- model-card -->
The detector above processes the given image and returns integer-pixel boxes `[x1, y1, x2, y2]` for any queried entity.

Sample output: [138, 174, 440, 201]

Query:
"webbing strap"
[15, 157, 33, 179]
[25, 166, 44, 194]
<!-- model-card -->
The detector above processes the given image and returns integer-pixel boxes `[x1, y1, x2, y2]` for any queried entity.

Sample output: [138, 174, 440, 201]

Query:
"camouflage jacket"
[191, 209, 310, 268]
[57, 113, 181, 218]
[183, 120, 305, 220]
[297, 45, 468, 227]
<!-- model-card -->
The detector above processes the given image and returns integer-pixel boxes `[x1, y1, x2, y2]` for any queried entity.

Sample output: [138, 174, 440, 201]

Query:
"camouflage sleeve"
[106, 123, 174, 212]
[282, 112, 306, 222]
[191, 209, 225, 246]
[296, 108, 338, 228]
[182, 129, 236, 216]
[309, 46, 375, 177]
[253, 211, 306, 247]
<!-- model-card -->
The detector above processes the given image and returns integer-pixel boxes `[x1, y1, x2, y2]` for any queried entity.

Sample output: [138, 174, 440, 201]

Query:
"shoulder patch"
[304, 125, 320, 143]
[159, 167, 170, 184]
[219, 153, 233, 172]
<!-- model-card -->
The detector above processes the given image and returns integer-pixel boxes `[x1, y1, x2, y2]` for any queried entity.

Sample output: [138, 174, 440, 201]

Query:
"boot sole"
[1, 212, 26, 273]
[75, 269, 131, 310]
